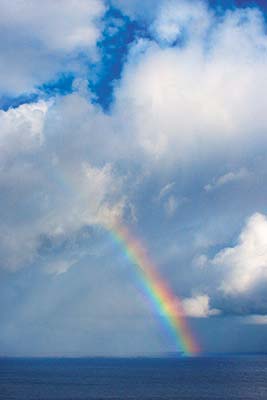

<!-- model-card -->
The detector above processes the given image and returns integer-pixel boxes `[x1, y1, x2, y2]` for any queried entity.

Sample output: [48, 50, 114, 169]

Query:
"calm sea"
[0, 355, 267, 399]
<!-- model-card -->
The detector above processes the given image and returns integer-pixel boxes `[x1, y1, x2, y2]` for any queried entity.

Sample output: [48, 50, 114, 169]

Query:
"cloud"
[0, 94, 124, 271]
[0, 0, 105, 95]
[244, 315, 267, 325]
[211, 213, 267, 295]
[158, 182, 175, 200]
[2, 0, 267, 355]
[114, 4, 267, 165]
[151, 0, 211, 45]
[164, 195, 179, 216]
[44, 259, 77, 276]
[1, 1, 267, 293]
[157, 182, 178, 216]
[156, 182, 187, 217]
[182, 294, 220, 318]
[0, 101, 48, 160]
[204, 168, 250, 191]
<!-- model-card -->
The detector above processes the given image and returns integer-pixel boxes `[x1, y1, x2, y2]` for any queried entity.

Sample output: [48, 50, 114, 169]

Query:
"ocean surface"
[0, 355, 267, 400]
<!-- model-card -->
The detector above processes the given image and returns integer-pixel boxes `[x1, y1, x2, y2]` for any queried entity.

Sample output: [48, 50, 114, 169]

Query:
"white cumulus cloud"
[0, 0, 105, 95]
[114, 4, 267, 165]
[211, 213, 267, 294]
[0, 94, 124, 272]
[182, 294, 220, 318]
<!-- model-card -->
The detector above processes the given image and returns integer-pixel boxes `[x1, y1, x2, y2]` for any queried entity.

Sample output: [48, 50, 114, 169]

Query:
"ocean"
[0, 355, 267, 399]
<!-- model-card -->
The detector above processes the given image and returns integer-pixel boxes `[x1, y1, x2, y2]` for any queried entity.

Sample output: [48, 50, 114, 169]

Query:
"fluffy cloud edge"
[182, 294, 221, 318]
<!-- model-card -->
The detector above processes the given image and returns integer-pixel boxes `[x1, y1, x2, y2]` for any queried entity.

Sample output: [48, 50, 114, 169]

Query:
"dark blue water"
[0, 356, 267, 399]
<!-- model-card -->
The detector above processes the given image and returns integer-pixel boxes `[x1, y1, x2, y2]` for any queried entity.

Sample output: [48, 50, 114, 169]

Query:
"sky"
[1, 0, 267, 357]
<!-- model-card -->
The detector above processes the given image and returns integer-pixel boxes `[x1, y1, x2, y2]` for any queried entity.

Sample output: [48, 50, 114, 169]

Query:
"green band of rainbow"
[111, 222, 200, 356]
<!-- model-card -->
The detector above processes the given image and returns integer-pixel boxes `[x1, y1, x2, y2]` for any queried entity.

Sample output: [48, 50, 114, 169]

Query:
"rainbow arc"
[111, 222, 200, 356]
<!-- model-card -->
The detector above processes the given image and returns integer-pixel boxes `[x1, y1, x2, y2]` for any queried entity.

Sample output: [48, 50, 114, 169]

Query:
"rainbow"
[111, 222, 200, 356]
